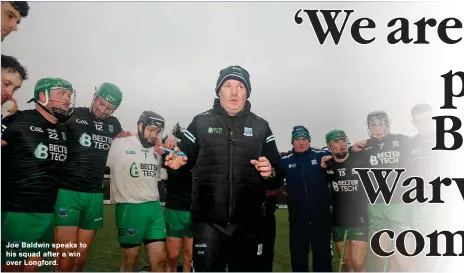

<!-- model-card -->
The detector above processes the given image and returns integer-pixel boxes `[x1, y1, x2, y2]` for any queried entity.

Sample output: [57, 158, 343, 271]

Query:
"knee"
[167, 250, 179, 265]
[74, 255, 87, 267]
[125, 253, 139, 266]
[352, 261, 364, 272]
[343, 258, 353, 269]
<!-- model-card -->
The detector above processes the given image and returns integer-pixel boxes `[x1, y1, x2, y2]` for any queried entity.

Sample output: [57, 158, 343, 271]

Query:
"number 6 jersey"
[1, 110, 68, 213]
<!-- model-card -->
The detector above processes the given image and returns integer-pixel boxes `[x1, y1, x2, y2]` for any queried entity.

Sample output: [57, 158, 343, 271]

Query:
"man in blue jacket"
[281, 126, 333, 272]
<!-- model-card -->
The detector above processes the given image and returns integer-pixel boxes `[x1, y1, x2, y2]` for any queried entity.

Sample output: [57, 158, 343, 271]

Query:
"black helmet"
[137, 111, 165, 148]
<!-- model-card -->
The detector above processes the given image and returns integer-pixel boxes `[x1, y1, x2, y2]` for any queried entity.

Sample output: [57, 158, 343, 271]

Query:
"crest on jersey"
[244, 127, 253, 137]
[109, 125, 113, 132]
[58, 208, 67, 217]
[127, 228, 136, 236]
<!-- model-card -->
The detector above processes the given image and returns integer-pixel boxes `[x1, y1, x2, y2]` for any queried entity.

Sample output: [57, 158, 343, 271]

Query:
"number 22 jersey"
[1, 110, 68, 213]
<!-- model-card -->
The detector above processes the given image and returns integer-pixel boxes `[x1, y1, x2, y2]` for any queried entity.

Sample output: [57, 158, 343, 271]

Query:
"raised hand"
[250, 156, 273, 179]
[164, 146, 188, 170]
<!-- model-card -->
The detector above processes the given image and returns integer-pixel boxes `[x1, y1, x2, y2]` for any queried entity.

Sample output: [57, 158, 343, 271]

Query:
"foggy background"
[3, 1, 462, 152]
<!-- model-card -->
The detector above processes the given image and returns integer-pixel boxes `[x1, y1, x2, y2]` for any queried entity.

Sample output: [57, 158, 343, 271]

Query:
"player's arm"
[261, 125, 284, 190]
[111, 118, 128, 139]
[106, 138, 119, 168]
[177, 119, 200, 170]
[1, 112, 21, 147]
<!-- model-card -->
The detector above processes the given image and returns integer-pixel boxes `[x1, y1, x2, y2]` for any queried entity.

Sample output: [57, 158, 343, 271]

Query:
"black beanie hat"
[215, 65, 251, 98]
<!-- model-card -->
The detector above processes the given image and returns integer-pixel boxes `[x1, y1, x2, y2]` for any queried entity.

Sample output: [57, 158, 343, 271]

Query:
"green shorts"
[368, 203, 413, 233]
[165, 208, 192, 238]
[1, 212, 54, 263]
[116, 201, 166, 245]
[333, 226, 368, 242]
[54, 189, 104, 230]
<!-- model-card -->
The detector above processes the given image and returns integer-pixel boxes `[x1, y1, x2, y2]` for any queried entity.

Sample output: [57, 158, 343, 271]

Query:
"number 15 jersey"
[107, 135, 162, 204]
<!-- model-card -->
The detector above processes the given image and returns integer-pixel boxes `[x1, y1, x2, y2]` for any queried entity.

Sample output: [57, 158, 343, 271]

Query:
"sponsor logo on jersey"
[331, 180, 359, 192]
[370, 151, 401, 165]
[130, 162, 140, 178]
[34, 143, 67, 162]
[79, 133, 112, 150]
[244, 127, 253, 136]
[29, 126, 44, 133]
[76, 119, 89, 125]
[140, 163, 158, 177]
[129, 161, 159, 178]
[208, 127, 222, 134]
[126, 150, 136, 155]
[289, 163, 297, 168]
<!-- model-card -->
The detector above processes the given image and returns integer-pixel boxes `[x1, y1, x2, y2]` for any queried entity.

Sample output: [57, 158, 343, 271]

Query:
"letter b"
[433, 115, 463, 150]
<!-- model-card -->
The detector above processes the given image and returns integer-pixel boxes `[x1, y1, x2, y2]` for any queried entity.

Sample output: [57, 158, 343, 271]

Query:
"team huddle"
[1, 73, 436, 273]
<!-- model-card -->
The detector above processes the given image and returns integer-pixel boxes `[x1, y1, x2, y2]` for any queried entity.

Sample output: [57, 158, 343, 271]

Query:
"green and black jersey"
[61, 107, 122, 193]
[1, 110, 68, 213]
[325, 154, 367, 228]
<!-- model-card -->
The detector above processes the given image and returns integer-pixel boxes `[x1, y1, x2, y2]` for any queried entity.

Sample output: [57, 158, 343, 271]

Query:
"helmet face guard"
[90, 83, 122, 121]
[367, 111, 390, 139]
[31, 78, 77, 122]
[326, 130, 349, 159]
[90, 94, 117, 121]
[49, 87, 76, 122]
[137, 111, 165, 148]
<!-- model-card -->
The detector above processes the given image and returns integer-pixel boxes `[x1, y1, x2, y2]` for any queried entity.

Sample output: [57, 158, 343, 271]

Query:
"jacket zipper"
[300, 153, 308, 198]
[228, 123, 235, 223]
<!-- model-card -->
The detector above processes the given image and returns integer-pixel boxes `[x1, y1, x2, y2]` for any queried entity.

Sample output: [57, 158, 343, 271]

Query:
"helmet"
[325, 129, 349, 159]
[32, 77, 76, 122]
[137, 111, 165, 148]
[326, 129, 348, 145]
[367, 110, 390, 138]
[90, 82, 123, 120]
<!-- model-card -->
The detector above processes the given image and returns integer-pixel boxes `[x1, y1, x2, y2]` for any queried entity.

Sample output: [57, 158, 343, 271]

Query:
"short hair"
[9, 1, 29, 18]
[411, 103, 432, 117]
[1, 54, 28, 80]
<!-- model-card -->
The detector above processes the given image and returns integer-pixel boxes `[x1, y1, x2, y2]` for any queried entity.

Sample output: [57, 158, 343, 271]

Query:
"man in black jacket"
[165, 65, 284, 272]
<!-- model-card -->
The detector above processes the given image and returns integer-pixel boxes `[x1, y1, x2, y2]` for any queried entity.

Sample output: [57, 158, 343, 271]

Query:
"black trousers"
[256, 197, 277, 272]
[192, 221, 262, 272]
[289, 218, 333, 272]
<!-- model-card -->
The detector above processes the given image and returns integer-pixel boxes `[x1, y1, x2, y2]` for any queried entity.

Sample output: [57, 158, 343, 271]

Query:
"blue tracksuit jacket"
[281, 148, 332, 223]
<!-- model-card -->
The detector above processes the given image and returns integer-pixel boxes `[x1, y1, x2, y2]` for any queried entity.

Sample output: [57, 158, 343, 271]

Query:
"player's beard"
[334, 152, 348, 159]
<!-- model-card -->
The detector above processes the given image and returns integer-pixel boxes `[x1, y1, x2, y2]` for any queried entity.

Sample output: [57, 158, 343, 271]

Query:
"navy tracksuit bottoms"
[289, 218, 333, 272]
